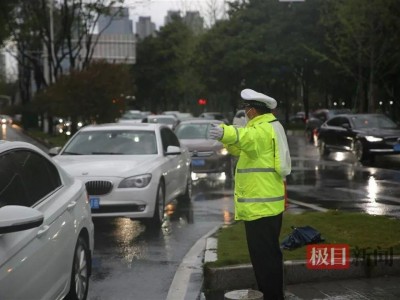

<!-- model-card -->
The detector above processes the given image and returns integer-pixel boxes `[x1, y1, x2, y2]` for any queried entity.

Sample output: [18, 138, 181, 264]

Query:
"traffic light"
[198, 98, 207, 105]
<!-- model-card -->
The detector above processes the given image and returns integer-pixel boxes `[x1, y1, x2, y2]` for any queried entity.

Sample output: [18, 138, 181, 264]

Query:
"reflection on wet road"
[3, 124, 400, 298]
[88, 179, 234, 300]
[287, 134, 400, 218]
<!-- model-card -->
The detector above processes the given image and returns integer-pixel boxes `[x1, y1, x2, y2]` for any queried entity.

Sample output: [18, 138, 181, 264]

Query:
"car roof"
[200, 112, 224, 115]
[146, 114, 178, 119]
[77, 123, 164, 131]
[177, 119, 224, 125]
[0, 140, 46, 154]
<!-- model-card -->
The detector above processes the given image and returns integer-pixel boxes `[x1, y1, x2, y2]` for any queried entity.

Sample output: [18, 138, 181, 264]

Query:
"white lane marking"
[287, 198, 329, 212]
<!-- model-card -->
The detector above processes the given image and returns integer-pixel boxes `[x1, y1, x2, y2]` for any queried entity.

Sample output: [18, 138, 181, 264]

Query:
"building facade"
[98, 7, 133, 34]
[135, 16, 156, 40]
[91, 34, 136, 64]
[92, 7, 136, 64]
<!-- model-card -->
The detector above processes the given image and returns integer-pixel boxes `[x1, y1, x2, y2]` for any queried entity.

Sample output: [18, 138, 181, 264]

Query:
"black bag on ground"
[280, 225, 324, 250]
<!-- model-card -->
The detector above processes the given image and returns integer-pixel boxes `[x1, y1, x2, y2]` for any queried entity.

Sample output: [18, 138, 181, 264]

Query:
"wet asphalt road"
[3, 124, 400, 299]
[287, 132, 400, 218]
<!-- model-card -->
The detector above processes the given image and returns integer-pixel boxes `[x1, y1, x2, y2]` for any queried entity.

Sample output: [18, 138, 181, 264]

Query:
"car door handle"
[67, 201, 77, 210]
[37, 225, 50, 237]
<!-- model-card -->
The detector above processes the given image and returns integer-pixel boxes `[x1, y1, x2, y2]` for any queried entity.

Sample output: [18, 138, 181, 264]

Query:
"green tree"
[34, 61, 134, 132]
[4, 0, 125, 105]
[134, 17, 202, 113]
[320, 0, 400, 113]
[193, 0, 329, 120]
[0, 0, 16, 46]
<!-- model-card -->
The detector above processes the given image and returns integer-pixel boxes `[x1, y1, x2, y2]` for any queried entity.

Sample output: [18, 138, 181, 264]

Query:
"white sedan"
[0, 140, 94, 300]
[51, 123, 192, 228]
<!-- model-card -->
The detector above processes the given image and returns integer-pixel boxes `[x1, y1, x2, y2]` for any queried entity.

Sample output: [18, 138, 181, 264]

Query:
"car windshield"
[147, 117, 175, 125]
[120, 112, 143, 120]
[175, 123, 210, 139]
[62, 130, 158, 155]
[351, 115, 398, 129]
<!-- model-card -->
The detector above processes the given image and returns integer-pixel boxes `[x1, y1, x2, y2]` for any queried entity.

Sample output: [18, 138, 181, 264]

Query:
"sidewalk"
[201, 199, 400, 300]
[285, 275, 400, 299]
[203, 255, 400, 300]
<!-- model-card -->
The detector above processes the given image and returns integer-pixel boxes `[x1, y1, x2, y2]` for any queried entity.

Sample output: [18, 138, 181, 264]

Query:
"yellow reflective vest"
[220, 113, 291, 221]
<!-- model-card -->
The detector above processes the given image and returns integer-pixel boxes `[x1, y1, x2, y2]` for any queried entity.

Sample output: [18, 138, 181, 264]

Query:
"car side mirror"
[166, 145, 181, 155]
[342, 123, 350, 129]
[0, 205, 44, 234]
[48, 147, 62, 156]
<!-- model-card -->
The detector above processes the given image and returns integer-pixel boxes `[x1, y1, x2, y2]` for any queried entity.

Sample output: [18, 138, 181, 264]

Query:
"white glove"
[208, 124, 224, 140]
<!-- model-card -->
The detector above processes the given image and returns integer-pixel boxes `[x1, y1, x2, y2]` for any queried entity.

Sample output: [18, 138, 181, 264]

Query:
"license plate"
[394, 144, 400, 152]
[90, 197, 100, 209]
[192, 159, 205, 166]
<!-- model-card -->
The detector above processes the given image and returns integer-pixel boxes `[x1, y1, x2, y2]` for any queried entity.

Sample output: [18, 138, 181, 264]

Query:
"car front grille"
[85, 180, 113, 195]
[190, 151, 214, 157]
[384, 137, 400, 145]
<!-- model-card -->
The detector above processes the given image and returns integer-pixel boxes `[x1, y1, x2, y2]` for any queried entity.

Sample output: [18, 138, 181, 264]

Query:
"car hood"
[53, 155, 159, 177]
[357, 128, 400, 137]
[179, 139, 223, 151]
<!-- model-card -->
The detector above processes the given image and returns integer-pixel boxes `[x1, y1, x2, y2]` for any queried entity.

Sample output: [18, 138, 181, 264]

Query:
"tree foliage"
[320, 0, 400, 113]
[134, 16, 203, 113]
[34, 61, 134, 125]
[4, 0, 124, 105]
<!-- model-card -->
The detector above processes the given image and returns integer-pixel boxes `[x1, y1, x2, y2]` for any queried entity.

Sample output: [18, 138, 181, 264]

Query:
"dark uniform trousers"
[244, 213, 284, 300]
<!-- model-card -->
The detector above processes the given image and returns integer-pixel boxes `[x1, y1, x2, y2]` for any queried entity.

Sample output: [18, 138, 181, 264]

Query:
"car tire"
[353, 140, 372, 163]
[65, 236, 90, 300]
[144, 180, 165, 228]
[318, 140, 329, 158]
[177, 174, 192, 204]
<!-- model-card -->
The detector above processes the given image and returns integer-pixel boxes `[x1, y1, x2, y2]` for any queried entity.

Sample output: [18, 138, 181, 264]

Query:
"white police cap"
[240, 88, 277, 109]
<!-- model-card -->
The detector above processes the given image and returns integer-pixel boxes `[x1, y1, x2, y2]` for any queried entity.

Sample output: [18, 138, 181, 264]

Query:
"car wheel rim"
[75, 244, 88, 300]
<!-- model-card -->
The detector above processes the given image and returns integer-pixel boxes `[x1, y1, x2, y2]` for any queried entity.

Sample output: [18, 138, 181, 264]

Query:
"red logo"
[306, 244, 350, 269]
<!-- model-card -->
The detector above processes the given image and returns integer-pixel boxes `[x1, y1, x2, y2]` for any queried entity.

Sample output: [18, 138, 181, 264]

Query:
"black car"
[305, 108, 351, 143]
[317, 113, 400, 162]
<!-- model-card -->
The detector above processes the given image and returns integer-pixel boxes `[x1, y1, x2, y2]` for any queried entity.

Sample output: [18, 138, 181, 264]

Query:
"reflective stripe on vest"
[237, 195, 285, 203]
[233, 127, 239, 144]
[237, 168, 275, 173]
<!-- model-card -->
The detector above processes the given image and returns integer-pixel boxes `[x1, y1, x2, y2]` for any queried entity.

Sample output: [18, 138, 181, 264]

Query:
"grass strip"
[208, 210, 400, 268]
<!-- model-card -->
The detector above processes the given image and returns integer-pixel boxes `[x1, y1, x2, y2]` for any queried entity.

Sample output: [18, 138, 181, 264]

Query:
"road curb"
[203, 237, 400, 294]
[204, 239, 400, 292]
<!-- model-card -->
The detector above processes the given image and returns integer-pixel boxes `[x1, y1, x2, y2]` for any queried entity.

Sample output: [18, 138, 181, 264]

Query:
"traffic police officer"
[208, 88, 291, 300]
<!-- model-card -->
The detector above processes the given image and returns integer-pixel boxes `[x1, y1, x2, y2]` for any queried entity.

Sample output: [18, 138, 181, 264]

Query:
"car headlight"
[118, 174, 152, 188]
[218, 148, 229, 155]
[365, 136, 383, 142]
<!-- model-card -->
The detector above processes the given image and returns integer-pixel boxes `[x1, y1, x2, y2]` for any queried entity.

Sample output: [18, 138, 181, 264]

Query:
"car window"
[0, 152, 27, 208]
[0, 150, 61, 208]
[161, 128, 180, 152]
[351, 115, 398, 129]
[63, 130, 158, 155]
[120, 112, 143, 120]
[175, 124, 208, 139]
[147, 117, 166, 124]
[327, 117, 349, 127]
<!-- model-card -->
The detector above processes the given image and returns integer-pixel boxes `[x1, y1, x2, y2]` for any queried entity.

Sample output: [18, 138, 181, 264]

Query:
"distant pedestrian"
[208, 88, 291, 299]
